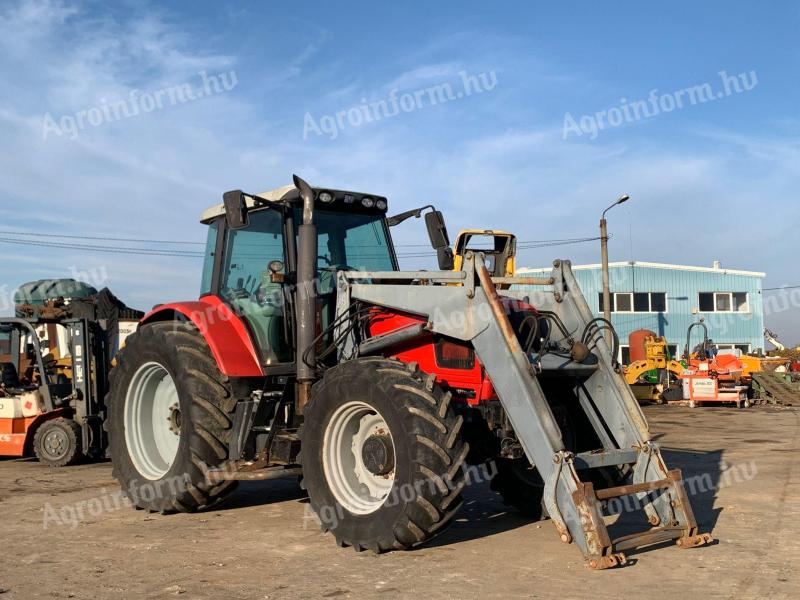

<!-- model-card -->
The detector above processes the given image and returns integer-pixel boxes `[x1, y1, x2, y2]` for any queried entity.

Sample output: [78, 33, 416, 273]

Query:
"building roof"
[518, 260, 765, 278]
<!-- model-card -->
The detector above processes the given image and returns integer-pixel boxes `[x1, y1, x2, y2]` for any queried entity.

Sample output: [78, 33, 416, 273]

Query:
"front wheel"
[301, 358, 469, 552]
[33, 418, 83, 466]
[106, 321, 238, 513]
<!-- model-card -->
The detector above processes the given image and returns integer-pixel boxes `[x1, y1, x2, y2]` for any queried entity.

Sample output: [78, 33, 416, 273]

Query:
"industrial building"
[517, 261, 766, 363]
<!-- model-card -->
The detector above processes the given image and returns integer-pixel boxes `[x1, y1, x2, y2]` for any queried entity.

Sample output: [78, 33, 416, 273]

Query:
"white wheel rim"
[322, 401, 396, 515]
[124, 361, 181, 480]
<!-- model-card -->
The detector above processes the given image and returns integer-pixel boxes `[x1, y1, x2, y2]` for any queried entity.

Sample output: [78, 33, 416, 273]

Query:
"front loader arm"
[333, 253, 711, 568]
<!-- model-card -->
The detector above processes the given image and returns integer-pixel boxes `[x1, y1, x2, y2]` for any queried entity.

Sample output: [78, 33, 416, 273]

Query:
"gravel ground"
[0, 405, 797, 599]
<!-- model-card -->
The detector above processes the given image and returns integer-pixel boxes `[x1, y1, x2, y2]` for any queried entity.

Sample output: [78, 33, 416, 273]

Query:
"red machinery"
[105, 176, 712, 569]
[364, 298, 542, 405]
[678, 322, 750, 408]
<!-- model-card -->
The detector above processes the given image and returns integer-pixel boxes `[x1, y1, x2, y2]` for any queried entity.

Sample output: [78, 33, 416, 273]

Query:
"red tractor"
[106, 176, 711, 569]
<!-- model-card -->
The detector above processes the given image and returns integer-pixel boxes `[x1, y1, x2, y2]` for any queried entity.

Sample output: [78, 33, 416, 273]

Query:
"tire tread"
[107, 321, 242, 513]
[302, 358, 468, 553]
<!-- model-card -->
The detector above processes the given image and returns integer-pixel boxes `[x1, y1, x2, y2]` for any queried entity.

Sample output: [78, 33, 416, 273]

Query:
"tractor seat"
[1, 362, 20, 388]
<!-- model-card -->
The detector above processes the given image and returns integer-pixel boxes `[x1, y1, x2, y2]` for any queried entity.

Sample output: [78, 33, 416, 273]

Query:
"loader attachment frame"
[334, 253, 711, 568]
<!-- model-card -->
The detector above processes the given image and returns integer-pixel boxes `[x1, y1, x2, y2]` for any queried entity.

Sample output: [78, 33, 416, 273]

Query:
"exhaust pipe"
[293, 174, 317, 413]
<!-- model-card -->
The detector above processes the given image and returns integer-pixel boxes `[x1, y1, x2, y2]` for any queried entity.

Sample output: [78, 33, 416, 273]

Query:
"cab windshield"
[299, 208, 396, 272]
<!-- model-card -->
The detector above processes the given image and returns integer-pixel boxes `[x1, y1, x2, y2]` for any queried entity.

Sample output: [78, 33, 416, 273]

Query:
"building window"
[634, 293, 649, 312]
[716, 343, 751, 354]
[698, 292, 749, 313]
[599, 292, 668, 313]
[619, 345, 631, 365]
[650, 293, 667, 312]
[616, 293, 633, 312]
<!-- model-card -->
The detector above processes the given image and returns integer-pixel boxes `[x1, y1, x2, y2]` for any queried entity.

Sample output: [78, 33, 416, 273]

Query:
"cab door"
[216, 208, 292, 365]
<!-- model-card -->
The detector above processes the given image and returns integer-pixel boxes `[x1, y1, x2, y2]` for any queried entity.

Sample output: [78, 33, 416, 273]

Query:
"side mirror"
[425, 211, 453, 270]
[425, 210, 450, 251]
[223, 190, 249, 229]
[436, 247, 455, 271]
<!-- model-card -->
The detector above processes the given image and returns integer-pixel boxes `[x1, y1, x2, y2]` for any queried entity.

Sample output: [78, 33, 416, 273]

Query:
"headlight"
[375, 199, 387, 210]
[319, 191, 334, 203]
[361, 197, 375, 208]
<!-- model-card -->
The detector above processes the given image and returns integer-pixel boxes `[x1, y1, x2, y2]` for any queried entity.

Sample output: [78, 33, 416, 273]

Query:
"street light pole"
[600, 194, 630, 350]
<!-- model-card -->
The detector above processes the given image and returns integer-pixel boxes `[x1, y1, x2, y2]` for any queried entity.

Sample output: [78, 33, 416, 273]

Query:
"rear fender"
[140, 296, 264, 377]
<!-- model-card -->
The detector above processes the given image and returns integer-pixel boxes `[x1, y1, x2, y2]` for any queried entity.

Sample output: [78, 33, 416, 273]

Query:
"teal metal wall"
[517, 262, 765, 359]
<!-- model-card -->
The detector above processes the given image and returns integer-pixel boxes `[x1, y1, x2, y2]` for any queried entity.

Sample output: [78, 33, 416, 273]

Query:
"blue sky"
[0, 0, 798, 342]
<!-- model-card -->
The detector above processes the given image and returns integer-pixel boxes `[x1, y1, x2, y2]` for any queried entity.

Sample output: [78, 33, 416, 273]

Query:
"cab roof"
[200, 184, 296, 223]
[199, 184, 388, 223]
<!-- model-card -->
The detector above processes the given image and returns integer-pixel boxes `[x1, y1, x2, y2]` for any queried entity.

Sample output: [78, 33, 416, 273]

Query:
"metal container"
[629, 329, 657, 363]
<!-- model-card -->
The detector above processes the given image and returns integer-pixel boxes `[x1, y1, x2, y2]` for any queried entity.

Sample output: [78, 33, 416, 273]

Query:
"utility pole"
[600, 194, 630, 350]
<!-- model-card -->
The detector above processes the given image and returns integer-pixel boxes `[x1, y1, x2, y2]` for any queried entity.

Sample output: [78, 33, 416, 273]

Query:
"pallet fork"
[335, 254, 712, 568]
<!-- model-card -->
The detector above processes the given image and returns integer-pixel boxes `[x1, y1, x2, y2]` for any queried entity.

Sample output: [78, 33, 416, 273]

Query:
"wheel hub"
[43, 429, 68, 459]
[322, 401, 396, 515]
[361, 434, 394, 476]
[167, 403, 182, 436]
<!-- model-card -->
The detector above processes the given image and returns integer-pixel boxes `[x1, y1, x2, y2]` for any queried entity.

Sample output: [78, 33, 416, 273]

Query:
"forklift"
[1, 278, 142, 465]
[0, 316, 110, 465]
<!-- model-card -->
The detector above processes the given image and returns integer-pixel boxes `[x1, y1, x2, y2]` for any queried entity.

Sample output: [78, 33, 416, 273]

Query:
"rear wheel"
[490, 457, 546, 519]
[106, 321, 238, 513]
[491, 400, 627, 518]
[33, 418, 83, 467]
[301, 358, 469, 552]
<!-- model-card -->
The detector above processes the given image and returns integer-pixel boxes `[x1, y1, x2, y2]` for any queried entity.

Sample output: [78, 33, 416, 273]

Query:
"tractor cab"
[197, 184, 450, 368]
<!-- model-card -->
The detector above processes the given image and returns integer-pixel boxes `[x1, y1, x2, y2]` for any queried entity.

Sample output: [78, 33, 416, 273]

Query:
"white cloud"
[381, 62, 465, 92]
[0, 0, 797, 342]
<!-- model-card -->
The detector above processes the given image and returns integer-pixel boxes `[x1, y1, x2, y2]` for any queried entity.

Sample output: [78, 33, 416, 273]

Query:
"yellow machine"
[452, 229, 516, 278]
[737, 355, 788, 378]
[624, 333, 685, 403]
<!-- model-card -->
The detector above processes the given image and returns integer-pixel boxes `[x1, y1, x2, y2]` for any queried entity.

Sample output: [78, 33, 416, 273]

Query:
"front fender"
[140, 295, 264, 377]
